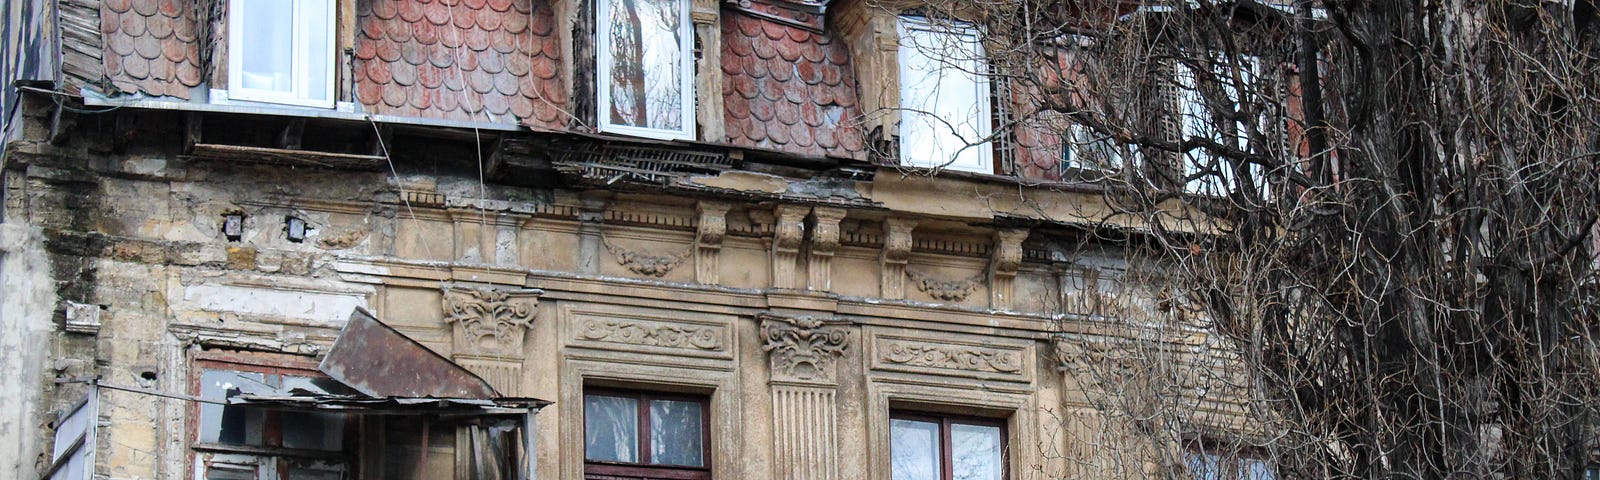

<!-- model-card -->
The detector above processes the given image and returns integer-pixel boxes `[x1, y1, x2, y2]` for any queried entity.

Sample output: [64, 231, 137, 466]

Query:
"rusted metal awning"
[230, 394, 548, 416]
[318, 308, 505, 399]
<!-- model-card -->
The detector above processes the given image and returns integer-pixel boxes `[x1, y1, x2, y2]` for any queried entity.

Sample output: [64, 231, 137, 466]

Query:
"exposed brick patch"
[354, 0, 567, 127]
[721, 11, 865, 160]
[100, 0, 204, 99]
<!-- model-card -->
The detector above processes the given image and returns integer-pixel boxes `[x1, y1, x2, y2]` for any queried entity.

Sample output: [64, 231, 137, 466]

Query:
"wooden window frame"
[189, 352, 356, 480]
[889, 411, 1009, 480]
[1182, 438, 1276, 480]
[582, 388, 712, 480]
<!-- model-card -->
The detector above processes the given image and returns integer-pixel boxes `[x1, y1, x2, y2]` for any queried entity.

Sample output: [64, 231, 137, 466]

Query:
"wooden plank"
[190, 143, 389, 171]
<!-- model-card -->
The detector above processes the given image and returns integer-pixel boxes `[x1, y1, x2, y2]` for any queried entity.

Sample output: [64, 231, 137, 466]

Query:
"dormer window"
[1176, 54, 1270, 196]
[897, 16, 994, 174]
[597, 0, 696, 140]
[226, 0, 335, 108]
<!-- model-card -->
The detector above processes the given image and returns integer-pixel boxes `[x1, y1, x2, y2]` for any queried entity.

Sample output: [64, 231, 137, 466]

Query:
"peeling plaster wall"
[0, 223, 56, 480]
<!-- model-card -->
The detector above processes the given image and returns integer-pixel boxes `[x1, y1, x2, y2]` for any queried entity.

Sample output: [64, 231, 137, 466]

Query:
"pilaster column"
[443, 284, 542, 396]
[761, 314, 852, 480]
[577, 192, 609, 274]
[691, 0, 724, 141]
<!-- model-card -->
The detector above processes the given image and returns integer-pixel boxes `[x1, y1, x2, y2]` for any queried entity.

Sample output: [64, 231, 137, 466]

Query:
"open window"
[583, 388, 709, 479]
[889, 411, 1006, 480]
[897, 16, 994, 174]
[596, 0, 696, 140]
[225, 0, 335, 108]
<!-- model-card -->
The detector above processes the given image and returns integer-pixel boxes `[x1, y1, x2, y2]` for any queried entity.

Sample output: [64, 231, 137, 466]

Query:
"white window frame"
[226, 0, 336, 108]
[1175, 54, 1268, 196]
[595, 0, 696, 141]
[897, 16, 994, 174]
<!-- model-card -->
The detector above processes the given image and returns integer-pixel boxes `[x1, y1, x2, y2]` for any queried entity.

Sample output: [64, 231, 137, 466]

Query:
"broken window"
[194, 365, 353, 480]
[583, 389, 709, 479]
[225, 0, 336, 107]
[596, 0, 696, 140]
[897, 16, 995, 174]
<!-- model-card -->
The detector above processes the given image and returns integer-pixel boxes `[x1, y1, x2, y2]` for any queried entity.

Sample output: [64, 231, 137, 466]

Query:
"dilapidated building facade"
[1, 0, 1274, 479]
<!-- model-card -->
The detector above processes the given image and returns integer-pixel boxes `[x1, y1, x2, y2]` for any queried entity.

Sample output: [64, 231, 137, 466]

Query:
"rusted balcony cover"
[319, 307, 502, 399]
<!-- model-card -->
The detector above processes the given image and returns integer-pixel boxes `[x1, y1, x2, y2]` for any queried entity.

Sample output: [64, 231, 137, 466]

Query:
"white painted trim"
[895, 16, 994, 174]
[595, 0, 697, 141]
[226, 0, 337, 109]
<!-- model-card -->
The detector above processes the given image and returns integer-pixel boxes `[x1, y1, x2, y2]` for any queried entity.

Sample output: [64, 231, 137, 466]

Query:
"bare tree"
[892, 1, 1600, 477]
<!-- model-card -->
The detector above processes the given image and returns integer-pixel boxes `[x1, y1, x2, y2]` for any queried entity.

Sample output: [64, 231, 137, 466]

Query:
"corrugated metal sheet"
[319, 307, 502, 399]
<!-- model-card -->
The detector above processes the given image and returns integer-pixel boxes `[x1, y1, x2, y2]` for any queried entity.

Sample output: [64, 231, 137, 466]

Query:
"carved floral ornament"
[442, 284, 542, 358]
[761, 314, 852, 384]
[905, 268, 983, 302]
[601, 233, 691, 277]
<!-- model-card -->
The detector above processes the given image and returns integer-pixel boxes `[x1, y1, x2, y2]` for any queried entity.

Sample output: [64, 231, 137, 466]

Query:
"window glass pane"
[606, 0, 684, 130]
[299, 0, 332, 101]
[204, 464, 256, 480]
[1240, 457, 1275, 480]
[649, 399, 704, 466]
[238, 0, 294, 93]
[198, 370, 270, 446]
[281, 411, 344, 451]
[1184, 451, 1223, 480]
[584, 394, 639, 463]
[890, 419, 941, 480]
[898, 19, 990, 173]
[950, 423, 1003, 480]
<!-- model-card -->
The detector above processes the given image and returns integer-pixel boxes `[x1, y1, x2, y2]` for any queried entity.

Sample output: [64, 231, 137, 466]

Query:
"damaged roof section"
[319, 307, 507, 400]
[354, 0, 568, 127]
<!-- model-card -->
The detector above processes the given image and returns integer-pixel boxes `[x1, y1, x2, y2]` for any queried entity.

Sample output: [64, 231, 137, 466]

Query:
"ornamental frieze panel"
[867, 330, 1034, 384]
[563, 304, 735, 361]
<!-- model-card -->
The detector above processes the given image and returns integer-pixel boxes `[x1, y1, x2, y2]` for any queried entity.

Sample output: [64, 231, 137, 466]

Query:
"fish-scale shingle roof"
[354, 0, 567, 127]
[100, 0, 203, 99]
[721, 12, 866, 160]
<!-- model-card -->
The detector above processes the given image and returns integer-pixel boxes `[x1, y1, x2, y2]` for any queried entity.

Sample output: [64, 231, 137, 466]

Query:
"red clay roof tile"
[100, 0, 200, 99]
[720, 11, 865, 159]
[356, 0, 565, 126]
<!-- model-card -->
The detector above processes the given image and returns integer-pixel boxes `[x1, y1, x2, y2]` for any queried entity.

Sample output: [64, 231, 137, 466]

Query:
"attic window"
[897, 16, 994, 174]
[596, 0, 696, 141]
[226, 0, 336, 108]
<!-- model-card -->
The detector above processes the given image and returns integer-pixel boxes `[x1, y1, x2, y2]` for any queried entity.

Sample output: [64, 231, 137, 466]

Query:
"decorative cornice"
[905, 269, 983, 302]
[443, 284, 542, 359]
[761, 314, 852, 384]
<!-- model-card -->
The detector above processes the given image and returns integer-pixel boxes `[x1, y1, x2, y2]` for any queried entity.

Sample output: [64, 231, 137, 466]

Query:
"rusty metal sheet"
[319, 308, 501, 399]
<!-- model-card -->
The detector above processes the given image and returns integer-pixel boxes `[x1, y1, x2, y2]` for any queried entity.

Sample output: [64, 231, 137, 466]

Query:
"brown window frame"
[582, 388, 712, 480]
[1182, 437, 1276, 480]
[889, 411, 1010, 480]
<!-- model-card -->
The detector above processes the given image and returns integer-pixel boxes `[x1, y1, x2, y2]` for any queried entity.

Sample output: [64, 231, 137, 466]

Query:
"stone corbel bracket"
[760, 314, 853, 385]
[879, 217, 916, 298]
[695, 201, 730, 284]
[442, 283, 543, 359]
[807, 207, 846, 291]
[989, 228, 1029, 309]
[771, 205, 809, 289]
